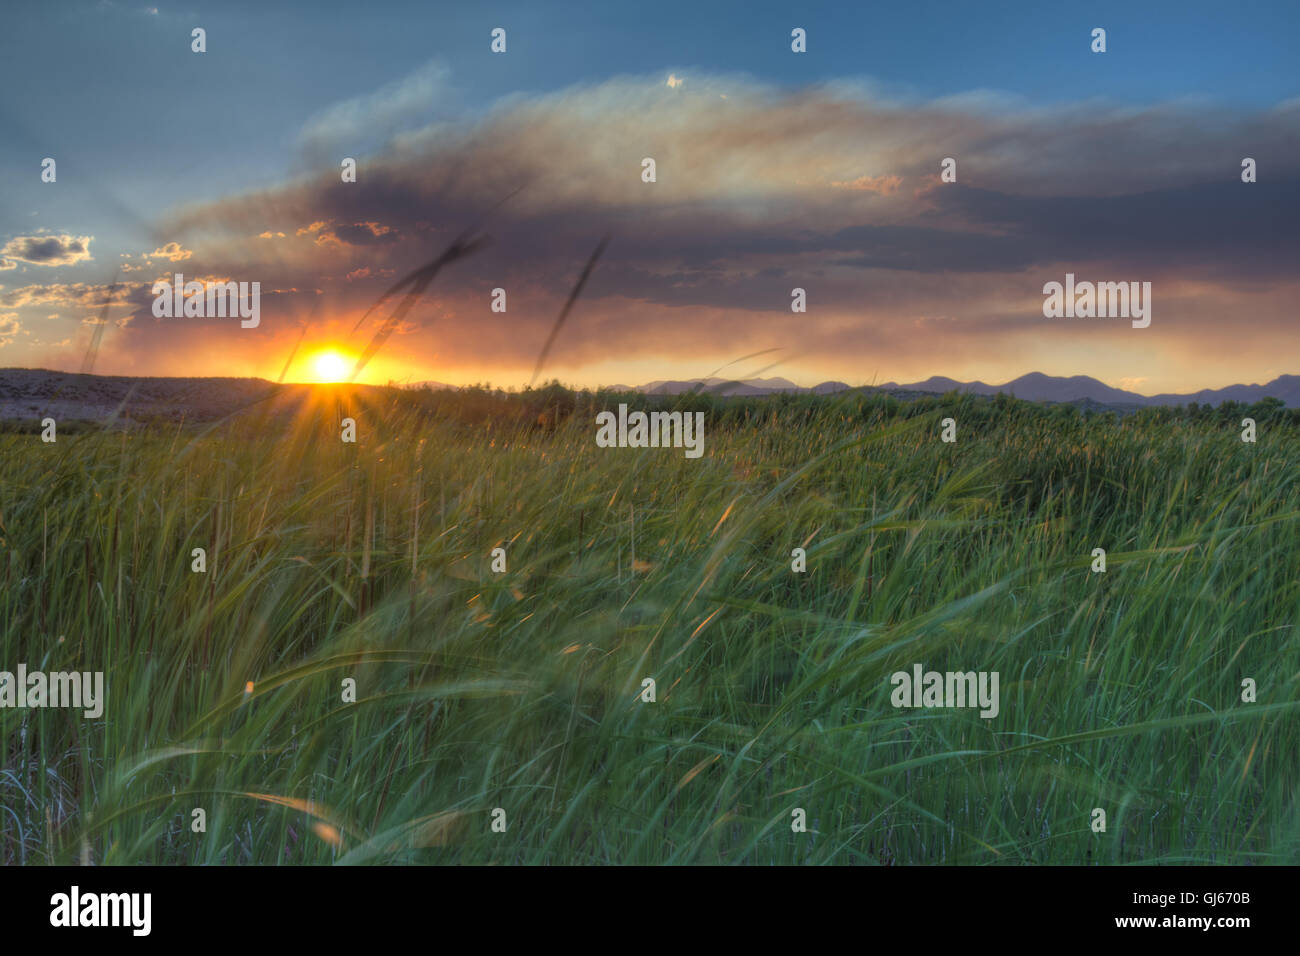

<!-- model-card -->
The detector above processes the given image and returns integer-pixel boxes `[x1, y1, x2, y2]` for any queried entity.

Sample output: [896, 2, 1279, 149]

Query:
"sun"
[310, 349, 349, 383]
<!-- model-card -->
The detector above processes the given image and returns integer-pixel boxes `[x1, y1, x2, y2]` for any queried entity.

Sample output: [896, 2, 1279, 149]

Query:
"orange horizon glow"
[27, 323, 1288, 397]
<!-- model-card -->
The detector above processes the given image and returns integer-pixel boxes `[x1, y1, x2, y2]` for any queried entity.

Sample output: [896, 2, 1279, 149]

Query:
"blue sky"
[5, 0, 1295, 228]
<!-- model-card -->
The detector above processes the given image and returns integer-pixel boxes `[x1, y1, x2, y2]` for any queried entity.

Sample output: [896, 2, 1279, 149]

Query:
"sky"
[0, 0, 1297, 392]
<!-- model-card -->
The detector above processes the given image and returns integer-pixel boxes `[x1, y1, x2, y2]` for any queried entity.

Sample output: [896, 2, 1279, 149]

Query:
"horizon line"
[1, 365, 1295, 402]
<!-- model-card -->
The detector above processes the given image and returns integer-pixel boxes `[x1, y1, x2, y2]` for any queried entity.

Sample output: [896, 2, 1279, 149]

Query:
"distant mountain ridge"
[638, 376, 854, 397]
[1, 369, 1295, 422]
[625, 373, 1300, 408]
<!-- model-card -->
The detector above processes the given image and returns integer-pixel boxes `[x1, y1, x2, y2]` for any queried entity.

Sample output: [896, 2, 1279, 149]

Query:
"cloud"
[344, 266, 394, 282]
[0, 234, 93, 267]
[830, 174, 902, 194]
[297, 59, 457, 162]
[1, 282, 134, 309]
[0, 313, 20, 347]
[320, 222, 396, 246]
[86, 70, 1299, 387]
[148, 242, 192, 261]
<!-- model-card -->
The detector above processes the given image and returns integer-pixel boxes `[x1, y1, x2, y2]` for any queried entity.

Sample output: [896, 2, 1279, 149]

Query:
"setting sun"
[310, 349, 349, 383]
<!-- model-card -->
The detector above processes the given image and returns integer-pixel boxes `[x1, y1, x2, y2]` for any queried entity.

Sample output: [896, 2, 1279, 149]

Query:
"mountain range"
[2, 369, 1296, 424]
[624, 373, 1300, 408]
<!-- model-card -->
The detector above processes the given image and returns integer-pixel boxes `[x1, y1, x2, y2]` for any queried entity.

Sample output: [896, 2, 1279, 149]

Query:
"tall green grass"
[1, 387, 1297, 864]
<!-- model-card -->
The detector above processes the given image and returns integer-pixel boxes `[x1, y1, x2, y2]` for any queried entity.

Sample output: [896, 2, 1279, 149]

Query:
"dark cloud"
[0, 234, 94, 267]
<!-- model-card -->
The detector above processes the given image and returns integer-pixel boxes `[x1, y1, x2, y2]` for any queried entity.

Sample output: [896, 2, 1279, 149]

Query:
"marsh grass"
[0, 387, 1296, 864]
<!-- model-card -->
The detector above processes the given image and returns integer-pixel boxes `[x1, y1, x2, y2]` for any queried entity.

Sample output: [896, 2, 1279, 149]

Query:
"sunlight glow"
[310, 349, 349, 383]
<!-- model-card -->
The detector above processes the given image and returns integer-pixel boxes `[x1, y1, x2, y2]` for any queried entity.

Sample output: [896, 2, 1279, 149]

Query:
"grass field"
[1, 385, 1297, 864]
